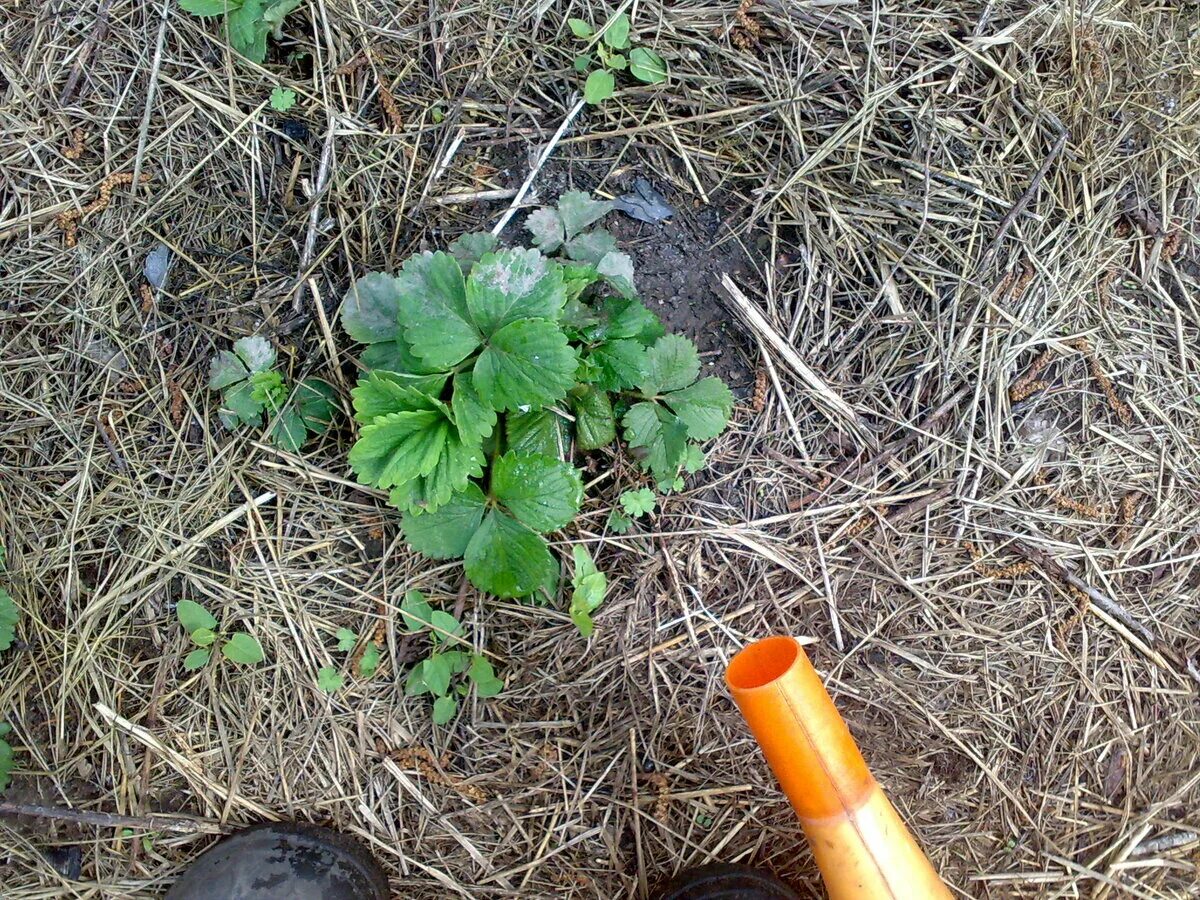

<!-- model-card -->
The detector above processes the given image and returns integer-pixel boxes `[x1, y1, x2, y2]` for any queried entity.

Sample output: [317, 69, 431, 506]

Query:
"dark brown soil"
[491, 144, 757, 393]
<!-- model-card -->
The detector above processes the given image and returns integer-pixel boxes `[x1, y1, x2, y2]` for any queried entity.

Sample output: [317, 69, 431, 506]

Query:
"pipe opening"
[726, 636, 799, 691]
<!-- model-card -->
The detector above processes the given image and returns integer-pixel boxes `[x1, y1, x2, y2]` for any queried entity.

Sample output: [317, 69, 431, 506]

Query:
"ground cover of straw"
[2, 1, 1199, 897]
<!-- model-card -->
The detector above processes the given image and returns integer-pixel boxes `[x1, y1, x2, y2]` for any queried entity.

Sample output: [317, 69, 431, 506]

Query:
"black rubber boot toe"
[165, 822, 388, 900]
[654, 863, 803, 899]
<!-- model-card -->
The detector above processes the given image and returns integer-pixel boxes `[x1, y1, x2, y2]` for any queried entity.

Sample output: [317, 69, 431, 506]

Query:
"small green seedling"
[316, 667, 343, 693]
[568, 13, 669, 104]
[399, 591, 503, 724]
[315, 627, 379, 692]
[620, 487, 656, 517]
[569, 545, 607, 637]
[209, 336, 337, 451]
[339, 191, 732, 624]
[269, 86, 297, 111]
[179, 0, 305, 64]
[0, 723, 13, 793]
[177, 599, 264, 669]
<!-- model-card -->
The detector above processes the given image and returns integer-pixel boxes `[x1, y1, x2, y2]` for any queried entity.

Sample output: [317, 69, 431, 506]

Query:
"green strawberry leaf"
[220, 379, 263, 426]
[597, 251, 636, 298]
[400, 590, 435, 631]
[506, 409, 570, 459]
[448, 231, 498, 265]
[640, 334, 701, 395]
[432, 695, 458, 724]
[558, 191, 614, 238]
[662, 377, 734, 440]
[450, 373, 496, 444]
[683, 444, 706, 474]
[396, 252, 480, 369]
[466, 249, 566, 336]
[341, 272, 403, 345]
[336, 628, 357, 652]
[400, 483, 486, 560]
[565, 229, 617, 265]
[525, 208, 566, 254]
[473, 319, 578, 411]
[351, 371, 448, 423]
[0, 586, 17, 652]
[177, 599, 217, 635]
[562, 265, 603, 304]
[386, 433, 484, 514]
[270, 87, 296, 112]
[317, 667, 343, 693]
[360, 338, 444, 375]
[492, 452, 584, 532]
[464, 510, 559, 598]
[572, 387, 616, 450]
[623, 401, 689, 479]
[227, 1, 269, 62]
[603, 297, 664, 345]
[349, 410, 450, 487]
[266, 405, 307, 452]
[588, 339, 646, 392]
[180, 0, 244, 16]
[221, 632, 264, 665]
[620, 487, 656, 516]
[295, 378, 338, 435]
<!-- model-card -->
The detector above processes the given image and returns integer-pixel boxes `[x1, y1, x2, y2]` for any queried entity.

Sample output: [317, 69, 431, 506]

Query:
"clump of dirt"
[606, 203, 756, 392]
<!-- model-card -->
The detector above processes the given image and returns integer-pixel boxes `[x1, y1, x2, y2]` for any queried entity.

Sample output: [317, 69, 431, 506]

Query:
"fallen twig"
[0, 800, 230, 835]
[491, 95, 586, 237]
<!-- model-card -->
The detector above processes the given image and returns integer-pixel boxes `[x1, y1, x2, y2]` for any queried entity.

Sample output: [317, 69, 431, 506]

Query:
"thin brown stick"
[0, 801, 230, 835]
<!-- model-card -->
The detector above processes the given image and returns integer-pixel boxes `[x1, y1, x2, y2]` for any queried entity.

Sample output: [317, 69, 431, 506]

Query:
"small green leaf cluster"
[178, 0, 304, 64]
[0, 723, 13, 793]
[569, 545, 607, 638]
[0, 587, 16, 654]
[208, 336, 337, 451]
[340, 191, 733, 609]
[177, 599, 265, 669]
[269, 86, 297, 111]
[399, 591, 503, 724]
[316, 627, 380, 692]
[568, 13, 669, 104]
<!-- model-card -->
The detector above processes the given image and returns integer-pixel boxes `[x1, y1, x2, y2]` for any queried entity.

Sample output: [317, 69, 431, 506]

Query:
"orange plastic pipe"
[726, 636, 951, 900]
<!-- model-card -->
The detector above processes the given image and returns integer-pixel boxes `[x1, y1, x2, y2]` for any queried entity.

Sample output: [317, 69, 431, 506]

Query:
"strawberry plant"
[339, 191, 733, 610]
[208, 336, 337, 451]
[179, 0, 305, 64]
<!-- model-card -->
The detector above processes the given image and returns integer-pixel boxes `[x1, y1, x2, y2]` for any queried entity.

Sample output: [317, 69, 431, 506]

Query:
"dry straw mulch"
[2, 1, 1200, 897]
